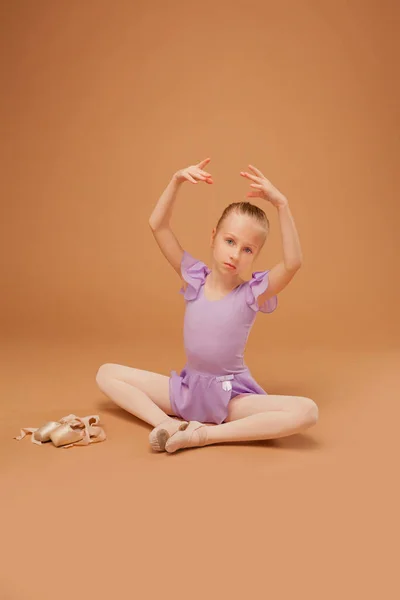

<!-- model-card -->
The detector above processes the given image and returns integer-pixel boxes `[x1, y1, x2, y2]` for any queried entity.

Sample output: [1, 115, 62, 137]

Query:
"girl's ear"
[210, 227, 216, 246]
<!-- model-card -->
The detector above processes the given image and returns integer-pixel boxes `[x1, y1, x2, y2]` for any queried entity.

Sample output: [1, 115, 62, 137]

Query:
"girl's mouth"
[224, 262, 236, 270]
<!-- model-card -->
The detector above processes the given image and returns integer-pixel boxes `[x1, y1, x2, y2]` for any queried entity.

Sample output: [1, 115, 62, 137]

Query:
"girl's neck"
[207, 268, 244, 293]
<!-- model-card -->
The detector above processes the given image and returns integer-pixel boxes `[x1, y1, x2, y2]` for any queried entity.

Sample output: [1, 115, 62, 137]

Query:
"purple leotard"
[169, 251, 278, 424]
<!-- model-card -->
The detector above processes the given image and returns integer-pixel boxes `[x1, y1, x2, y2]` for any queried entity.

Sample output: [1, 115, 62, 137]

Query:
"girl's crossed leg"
[95, 363, 318, 453]
[95, 363, 189, 451]
[164, 393, 319, 453]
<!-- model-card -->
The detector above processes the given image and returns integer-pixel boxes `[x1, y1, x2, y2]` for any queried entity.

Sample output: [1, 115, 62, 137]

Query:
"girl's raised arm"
[149, 159, 213, 277]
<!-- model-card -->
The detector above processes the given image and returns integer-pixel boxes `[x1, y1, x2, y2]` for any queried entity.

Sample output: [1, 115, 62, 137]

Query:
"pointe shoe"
[33, 421, 62, 443]
[54, 414, 106, 448]
[14, 414, 106, 448]
[149, 419, 189, 452]
[50, 423, 85, 447]
[14, 421, 62, 445]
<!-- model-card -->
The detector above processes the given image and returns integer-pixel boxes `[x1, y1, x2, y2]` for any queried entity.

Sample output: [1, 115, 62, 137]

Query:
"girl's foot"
[149, 417, 189, 452]
[165, 421, 208, 453]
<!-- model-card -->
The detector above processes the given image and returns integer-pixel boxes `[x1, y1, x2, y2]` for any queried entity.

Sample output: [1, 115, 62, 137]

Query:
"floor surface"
[1, 336, 398, 598]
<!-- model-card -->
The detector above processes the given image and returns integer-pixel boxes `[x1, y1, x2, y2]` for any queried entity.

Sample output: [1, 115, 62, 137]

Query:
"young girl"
[96, 158, 318, 453]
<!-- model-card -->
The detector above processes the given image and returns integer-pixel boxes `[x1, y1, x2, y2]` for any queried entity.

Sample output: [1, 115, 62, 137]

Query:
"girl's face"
[210, 212, 265, 276]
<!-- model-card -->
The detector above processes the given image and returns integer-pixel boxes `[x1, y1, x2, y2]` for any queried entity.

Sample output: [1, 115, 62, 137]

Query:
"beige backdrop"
[1, 1, 399, 599]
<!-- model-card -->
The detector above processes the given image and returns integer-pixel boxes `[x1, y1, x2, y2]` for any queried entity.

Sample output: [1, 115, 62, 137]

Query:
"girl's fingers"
[197, 157, 211, 168]
[240, 171, 260, 182]
[248, 164, 264, 177]
[250, 183, 263, 189]
[187, 169, 205, 180]
[192, 169, 212, 181]
[185, 174, 198, 184]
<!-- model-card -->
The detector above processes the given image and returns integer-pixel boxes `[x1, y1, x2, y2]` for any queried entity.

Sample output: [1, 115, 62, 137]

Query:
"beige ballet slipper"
[149, 418, 189, 452]
[165, 421, 208, 454]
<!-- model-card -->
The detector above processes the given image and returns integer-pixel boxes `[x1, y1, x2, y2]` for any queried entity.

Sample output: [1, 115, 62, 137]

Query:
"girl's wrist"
[276, 196, 289, 209]
[172, 172, 182, 185]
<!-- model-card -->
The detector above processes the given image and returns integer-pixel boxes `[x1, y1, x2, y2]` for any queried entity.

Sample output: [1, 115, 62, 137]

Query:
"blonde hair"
[215, 202, 270, 244]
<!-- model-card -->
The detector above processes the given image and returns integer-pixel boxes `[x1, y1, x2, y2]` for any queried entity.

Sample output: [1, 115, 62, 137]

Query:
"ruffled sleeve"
[246, 270, 278, 314]
[179, 251, 210, 301]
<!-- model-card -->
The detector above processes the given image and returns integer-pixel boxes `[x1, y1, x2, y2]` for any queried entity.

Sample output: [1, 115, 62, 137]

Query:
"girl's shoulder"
[246, 269, 278, 314]
[179, 251, 210, 300]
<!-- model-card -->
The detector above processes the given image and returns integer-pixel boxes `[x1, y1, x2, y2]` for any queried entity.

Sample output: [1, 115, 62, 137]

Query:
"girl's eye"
[226, 239, 252, 253]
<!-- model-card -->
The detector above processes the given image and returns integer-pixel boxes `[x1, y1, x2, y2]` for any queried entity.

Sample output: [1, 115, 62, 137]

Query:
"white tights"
[95, 363, 318, 444]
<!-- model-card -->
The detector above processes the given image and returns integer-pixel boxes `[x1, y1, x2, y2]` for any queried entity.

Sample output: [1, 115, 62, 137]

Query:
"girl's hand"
[174, 158, 214, 185]
[240, 165, 287, 208]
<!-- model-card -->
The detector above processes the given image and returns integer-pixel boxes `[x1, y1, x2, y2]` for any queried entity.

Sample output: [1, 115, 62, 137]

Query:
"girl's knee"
[96, 363, 117, 385]
[299, 397, 319, 427]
